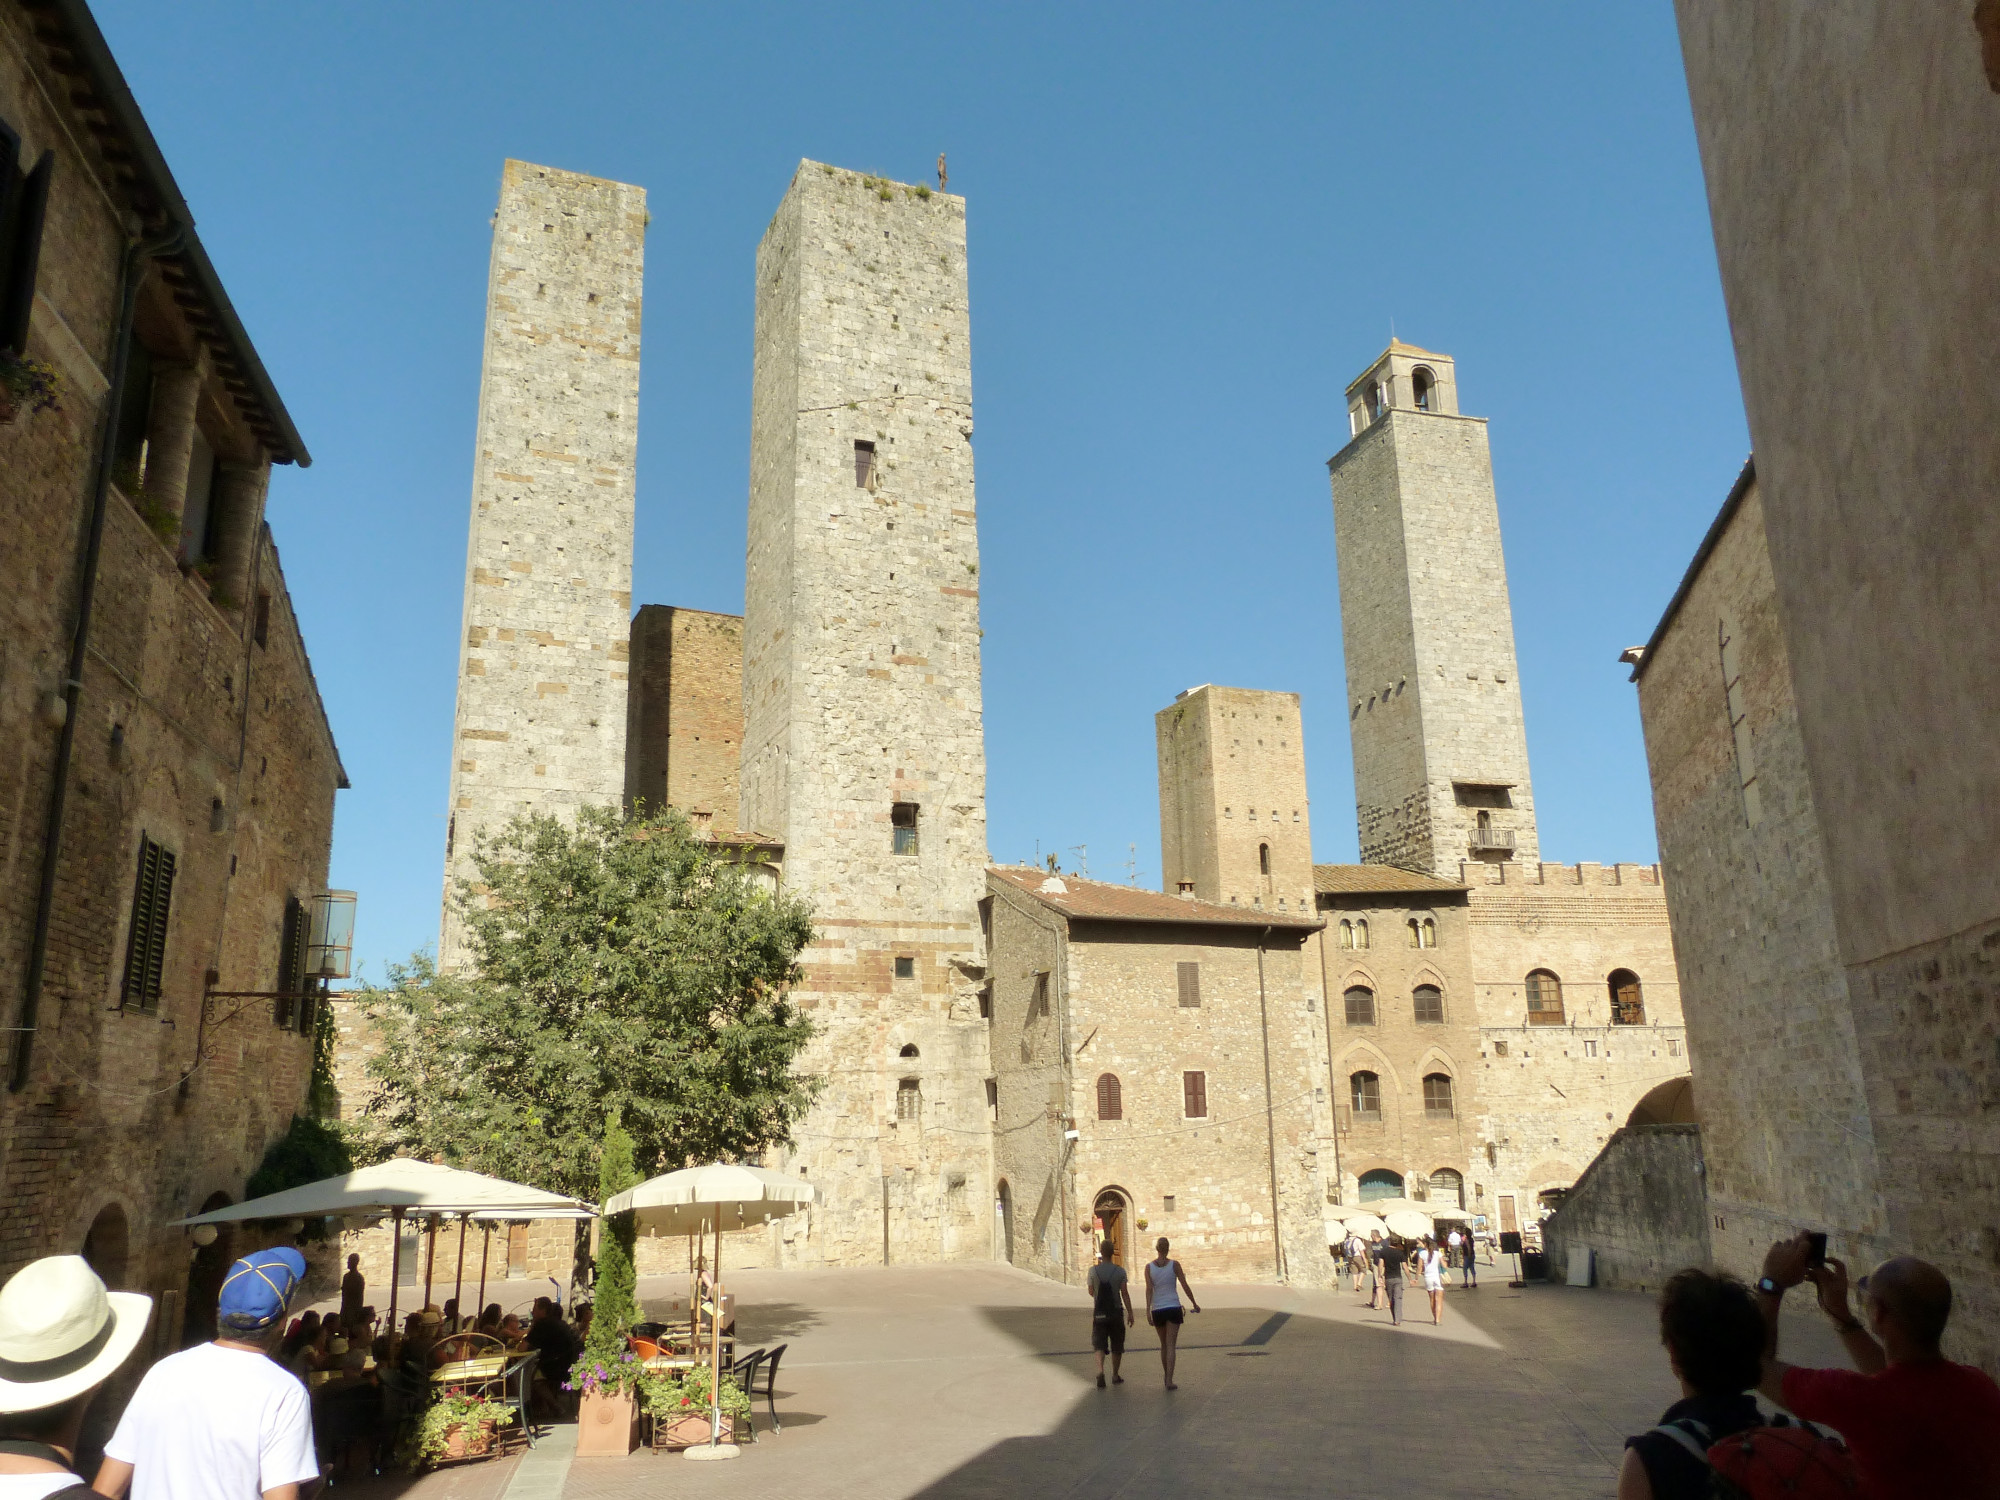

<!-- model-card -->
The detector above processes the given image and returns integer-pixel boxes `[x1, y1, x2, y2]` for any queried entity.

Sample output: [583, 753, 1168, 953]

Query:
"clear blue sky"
[94, 2, 1746, 979]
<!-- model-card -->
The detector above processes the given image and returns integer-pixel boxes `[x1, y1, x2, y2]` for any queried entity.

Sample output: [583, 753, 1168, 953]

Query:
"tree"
[356, 805, 818, 1201]
[584, 1111, 639, 1364]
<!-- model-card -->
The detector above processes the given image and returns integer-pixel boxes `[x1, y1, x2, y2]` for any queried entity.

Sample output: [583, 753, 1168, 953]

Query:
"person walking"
[1344, 1232, 1365, 1293]
[1143, 1238, 1200, 1390]
[1085, 1241, 1133, 1389]
[1365, 1231, 1386, 1309]
[338, 1254, 365, 1329]
[1376, 1236, 1410, 1326]
[96, 1248, 319, 1500]
[1462, 1231, 1479, 1289]
[1420, 1237, 1447, 1324]
[0, 1256, 151, 1500]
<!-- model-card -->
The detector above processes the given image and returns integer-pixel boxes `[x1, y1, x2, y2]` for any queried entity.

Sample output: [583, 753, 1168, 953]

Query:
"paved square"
[555, 1262, 1847, 1500]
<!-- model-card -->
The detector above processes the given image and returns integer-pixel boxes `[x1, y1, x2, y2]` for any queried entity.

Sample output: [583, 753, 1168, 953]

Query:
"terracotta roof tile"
[1313, 864, 1467, 896]
[988, 867, 1322, 929]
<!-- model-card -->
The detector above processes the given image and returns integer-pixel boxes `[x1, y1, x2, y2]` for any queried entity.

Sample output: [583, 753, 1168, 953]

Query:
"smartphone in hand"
[1806, 1232, 1828, 1268]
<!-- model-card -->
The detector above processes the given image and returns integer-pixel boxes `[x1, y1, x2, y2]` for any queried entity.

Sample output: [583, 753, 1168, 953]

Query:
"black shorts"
[1091, 1316, 1125, 1354]
[1148, 1307, 1184, 1328]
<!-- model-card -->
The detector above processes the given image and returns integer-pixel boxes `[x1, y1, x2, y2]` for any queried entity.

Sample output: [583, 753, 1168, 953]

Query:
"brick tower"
[440, 160, 645, 966]
[1156, 684, 1315, 913]
[1326, 343, 1539, 878]
[741, 162, 991, 1264]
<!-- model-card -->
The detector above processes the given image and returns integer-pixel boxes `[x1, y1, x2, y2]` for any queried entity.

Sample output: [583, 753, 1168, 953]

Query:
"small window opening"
[1422, 1073, 1455, 1118]
[1162, 1194, 1176, 1213]
[120, 835, 177, 1011]
[854, 439, 876, 488]
[1176, 962, 1201, 1008]
[1096, 1073, 1123, 1121]
[898, 1043, 919, 1058]
[1412, 366, 1435, 411]
[1349, 1071, 1381, 1119]
[894, 955, 916, 980]
[1339, 919, 1354, 949]
[253, 594, 271, 648]
[1343, 986, 1376, 1026]
[1182, 1071, 1208, 1119]
[1354, 918, 1369, 950]
[891, 801, 919, 855]
[1422, 918, 1437, 948]
[1584, 1039, 1598, 1058]
[984, 1077, 998, 1109]
[1258, 844, 1271, 875]
[896, 1078, 921, 1120]
[1413, 985, 1444, 1024]
[1033, 971, 1050, 1017]
[1365, 380, 1384, 419]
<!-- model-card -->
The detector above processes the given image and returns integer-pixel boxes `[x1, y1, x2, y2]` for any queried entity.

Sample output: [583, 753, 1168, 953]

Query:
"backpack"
[1650, 1415, 1862, 1500]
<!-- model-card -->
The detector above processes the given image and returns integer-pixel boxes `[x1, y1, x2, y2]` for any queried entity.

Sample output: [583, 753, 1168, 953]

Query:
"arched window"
[1343, 986, 1376, 1026]
[1354, 918, 1370, 950]
[1526, 970, 1565, 1025]
[1407, 917, 1422, 948]
[1258, 844, 1271, 875]
[1357, 1168, 1402, 1201]
[1412, 985, 1444, 1024]
[1339, 919, 1354, 949]
[898, 1043, 920, 1058]
[1422, 1073, 1455, 1118]
[1477, 809, 1493, 843]
[896, 1078, 921, 1120]
[1609, 969, 1646, 1026]
[1428, 1167, 1464, 1209]
[1096, 1073, 1123, 1121]
[1350, 1071, 1382, 1119]
[1412, 366, 1435, 411]
[1422, 918, 1437, 948]
[81, 1203, 129, 1289]
[1366, 380, 1384, 419]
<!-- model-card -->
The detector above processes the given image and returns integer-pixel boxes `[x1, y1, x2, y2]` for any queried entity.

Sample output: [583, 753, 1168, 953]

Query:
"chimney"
[1176, 880, 1195, 899]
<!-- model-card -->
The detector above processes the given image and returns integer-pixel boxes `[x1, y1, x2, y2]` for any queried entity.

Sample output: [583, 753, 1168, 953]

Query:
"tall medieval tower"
[741, 162, 991, 1264]
[1326, 343, 1538, 879]
[441, 161, 645, 966]
[1156, 684, 1315, 913]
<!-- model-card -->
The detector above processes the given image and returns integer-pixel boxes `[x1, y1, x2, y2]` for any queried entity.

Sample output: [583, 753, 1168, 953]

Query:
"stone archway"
[1092, 1187, 1131, 1269]
[184, 1191, 235, 1345]
[81, 1203, 130, 1290]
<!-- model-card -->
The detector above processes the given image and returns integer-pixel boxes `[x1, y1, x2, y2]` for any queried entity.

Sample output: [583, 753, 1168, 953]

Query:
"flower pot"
[576, 1389, 639, 1457]
[657, 1412, 716, 1450]
[441, 1418, 495, 1459]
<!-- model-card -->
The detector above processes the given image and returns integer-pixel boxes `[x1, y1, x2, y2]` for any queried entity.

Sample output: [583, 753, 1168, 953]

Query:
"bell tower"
[1326, 342, 1539, 878]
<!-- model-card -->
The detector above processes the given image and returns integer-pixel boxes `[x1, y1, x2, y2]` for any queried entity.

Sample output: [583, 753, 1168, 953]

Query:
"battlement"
[1458, 859, 1664, 889]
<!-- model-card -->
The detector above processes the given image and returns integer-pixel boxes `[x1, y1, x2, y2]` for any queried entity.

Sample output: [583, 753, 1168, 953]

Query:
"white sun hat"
[0, 1256, 152, 1413]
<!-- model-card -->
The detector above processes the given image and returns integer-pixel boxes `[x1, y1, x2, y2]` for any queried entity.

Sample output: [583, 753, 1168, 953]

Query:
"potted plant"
[573, 1110, 644, 1456]
[641, 1361, 751, 1449]
[571, 1352, 645, 1456]
[0, 352, 61, 426]
[414, 1391, 517, 1466]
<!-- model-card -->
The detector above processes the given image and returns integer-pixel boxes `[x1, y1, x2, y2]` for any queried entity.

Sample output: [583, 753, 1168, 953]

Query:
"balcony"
[1468, 826, 1516, 854]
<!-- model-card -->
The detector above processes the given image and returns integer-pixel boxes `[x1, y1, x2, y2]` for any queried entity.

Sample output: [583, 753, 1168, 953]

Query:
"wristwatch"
[1756, 1276, 1783, 1296]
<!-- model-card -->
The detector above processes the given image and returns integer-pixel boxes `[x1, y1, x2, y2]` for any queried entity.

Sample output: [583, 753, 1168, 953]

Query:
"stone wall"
[624, 605, 743, 831]
[1674, 0, 2000, 1370]
[0, 4, 340, 1346]
[738, 162, 992, 1266]
[1633, 475, 1889, 1285]
[1327, 346, 1540, 880]
[1461, 861, 1688, 1239]
[1156, 685, 1314, 915]
[1542, 1124, 1710, 1291]
[441, 160, 643, 968]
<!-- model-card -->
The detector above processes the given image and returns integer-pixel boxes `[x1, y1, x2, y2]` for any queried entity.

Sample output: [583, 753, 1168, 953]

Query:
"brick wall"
[1542, 1124, 1710, 1291]
[624, 605, 743, 832]
[1156, 686, 1315, 916]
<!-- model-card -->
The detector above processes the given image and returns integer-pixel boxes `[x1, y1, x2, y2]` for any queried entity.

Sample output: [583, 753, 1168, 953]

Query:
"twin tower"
[440, 157, 1540, 1265]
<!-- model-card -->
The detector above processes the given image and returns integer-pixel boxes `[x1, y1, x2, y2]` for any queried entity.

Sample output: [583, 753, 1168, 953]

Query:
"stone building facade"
[734, 162, 992, 1267]
[1662, 0, 2000, 1370]
[985, 867, 1326, 1286]
[0, 0, 342, 1341]
[440, 160, 644, 968]
[1328, 343, 1539, 878]
[624, 604, 743, 832]
[1156, 684, 1315, 915]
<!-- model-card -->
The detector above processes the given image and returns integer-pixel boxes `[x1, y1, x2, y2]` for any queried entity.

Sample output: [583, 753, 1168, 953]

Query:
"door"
[1092, 1189, 1127, 1268]
[507, 1223, 528, 1278]
[1498, 1195, 1518, 1236]
[997, 1182, 1014, 1264]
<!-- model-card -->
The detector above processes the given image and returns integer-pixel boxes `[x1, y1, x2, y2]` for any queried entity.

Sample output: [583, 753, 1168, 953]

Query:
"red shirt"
[1783, 1359, 2000, 1500]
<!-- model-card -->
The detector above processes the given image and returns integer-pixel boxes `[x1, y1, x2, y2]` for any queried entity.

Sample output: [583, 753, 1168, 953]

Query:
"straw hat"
[0, 1256, 151, 1413]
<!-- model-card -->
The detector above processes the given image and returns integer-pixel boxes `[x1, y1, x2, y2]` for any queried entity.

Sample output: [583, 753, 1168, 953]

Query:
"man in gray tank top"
[1085, 1241, 1133, 1388]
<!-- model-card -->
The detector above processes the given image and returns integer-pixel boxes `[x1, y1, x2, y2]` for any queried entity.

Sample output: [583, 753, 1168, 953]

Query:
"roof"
[1343, 339, 1448, 394]
[988, 866, 1322, 931]
[1628, 456, 1756, 683]
[27, 0, 309, 465]
[1313, 864, 1467, 896]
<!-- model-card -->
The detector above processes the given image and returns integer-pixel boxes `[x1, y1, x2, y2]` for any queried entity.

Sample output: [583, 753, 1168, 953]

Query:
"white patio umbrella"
[1340, 1213, 1389, 1239]
[603, 1163, 816, 1461]
[1383, 1209, 1434, 1240]
[174, 1159, 593, 1344]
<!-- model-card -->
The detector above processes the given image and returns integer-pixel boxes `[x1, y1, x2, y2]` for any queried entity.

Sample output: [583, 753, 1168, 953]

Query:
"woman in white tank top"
[1143, 1237, 1202, 1389]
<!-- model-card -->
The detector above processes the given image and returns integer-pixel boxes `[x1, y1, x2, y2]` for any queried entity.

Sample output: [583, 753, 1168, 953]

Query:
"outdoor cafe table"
[430, 1352, 541, 1448]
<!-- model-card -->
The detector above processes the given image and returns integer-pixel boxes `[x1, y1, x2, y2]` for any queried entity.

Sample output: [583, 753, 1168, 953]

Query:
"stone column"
[209, 458, 268, 612]
[141, 362, 202, 528]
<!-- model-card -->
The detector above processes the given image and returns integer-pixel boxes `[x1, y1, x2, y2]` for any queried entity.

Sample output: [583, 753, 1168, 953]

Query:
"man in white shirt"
[0, 1256, 151, 1500]
[95, 1248, 318, 1500]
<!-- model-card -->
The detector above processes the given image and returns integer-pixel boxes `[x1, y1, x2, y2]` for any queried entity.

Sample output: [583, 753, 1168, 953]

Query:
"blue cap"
[217, 1248, 306, 1332]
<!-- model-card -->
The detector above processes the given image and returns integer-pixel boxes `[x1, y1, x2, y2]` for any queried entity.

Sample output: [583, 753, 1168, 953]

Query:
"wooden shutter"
[1096, 1073, 1122, 1121]
[121, 838, 175, 1010]
[2, 150, 52, 354]
[1182, 1070, 1207, 1118]
[275, 896, 306, 1027]
[1176, 961, 1200, 1008]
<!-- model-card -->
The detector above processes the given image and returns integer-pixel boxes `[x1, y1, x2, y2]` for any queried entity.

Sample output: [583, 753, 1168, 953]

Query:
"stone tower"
[441, 160, 645, 966]
[1156, 684, 1315, 913]
[1326, 343, 1539, 879]
[741, 162, 991, 1264]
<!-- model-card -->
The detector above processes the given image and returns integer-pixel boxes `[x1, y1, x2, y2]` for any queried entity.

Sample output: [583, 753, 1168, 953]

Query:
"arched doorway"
[1357, 1169, 1404, 1203]
[81, 1203, 130, 1289]
[1092, 1188, 1130, 1268]
[1609, 969, 1646, 1025]
[183, 1192, 235, 1346]
[996, 1181, 1014, 1265]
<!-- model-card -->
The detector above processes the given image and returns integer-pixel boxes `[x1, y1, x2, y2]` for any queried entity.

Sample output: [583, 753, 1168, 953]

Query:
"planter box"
[652, 1411, 746, 1450]
[576, 1390, 639, 1457]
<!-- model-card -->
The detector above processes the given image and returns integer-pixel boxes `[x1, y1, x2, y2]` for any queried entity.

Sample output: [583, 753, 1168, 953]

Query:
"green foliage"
[583, 1111, 640, 1366]
[309, 995, 340, 1118]
[0, 352, 62, 415]
[358, 804, 818, 1202]
[639, 1361, 750, 1423]
[413, 1390, 516, 1465]
[246, 1114, 355, 1238]
[914, 183, 932, 199]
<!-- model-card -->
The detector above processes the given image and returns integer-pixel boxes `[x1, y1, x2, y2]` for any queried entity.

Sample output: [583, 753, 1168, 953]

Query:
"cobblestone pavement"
[551, 1261, 1846, 1500]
